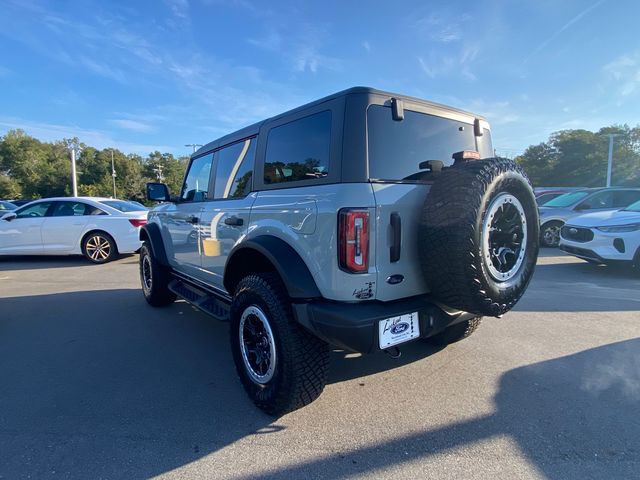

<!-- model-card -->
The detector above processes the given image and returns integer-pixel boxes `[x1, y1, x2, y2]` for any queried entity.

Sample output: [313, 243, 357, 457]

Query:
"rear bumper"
[292, 295, 476, 353]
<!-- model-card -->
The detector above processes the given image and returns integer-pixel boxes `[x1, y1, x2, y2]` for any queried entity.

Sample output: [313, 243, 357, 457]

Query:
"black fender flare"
[139, 223, 170, 266]
[224, 236, 321, 299]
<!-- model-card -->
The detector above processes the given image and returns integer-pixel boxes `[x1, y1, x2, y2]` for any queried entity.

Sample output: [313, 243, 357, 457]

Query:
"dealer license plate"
[378, 312, 420, 349]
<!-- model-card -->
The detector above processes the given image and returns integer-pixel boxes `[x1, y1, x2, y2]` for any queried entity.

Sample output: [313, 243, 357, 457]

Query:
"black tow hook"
[384, 346, 402, 359]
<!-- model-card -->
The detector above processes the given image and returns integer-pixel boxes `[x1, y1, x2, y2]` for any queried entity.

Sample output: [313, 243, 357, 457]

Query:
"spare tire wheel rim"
[239, 305, 276, 384]
[481, 193, 528, 282]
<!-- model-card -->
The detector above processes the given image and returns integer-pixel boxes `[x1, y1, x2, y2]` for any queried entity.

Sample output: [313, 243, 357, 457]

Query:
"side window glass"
[264, 110, 331, 184]
[613, 190, 640, 207]
[51, 201, 87, 217]
[181, 153, 213, 202]
[214, 138, 256, 199]
[16, 202, 52, 218]
[579, 191, 613, 210]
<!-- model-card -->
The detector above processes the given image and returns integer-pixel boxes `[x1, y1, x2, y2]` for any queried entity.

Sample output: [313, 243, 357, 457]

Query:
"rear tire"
[427, 317, 482, 346]
[230, 273, 329, 416]
[82, 231, 118, 264]
[139, 241, 176, 307]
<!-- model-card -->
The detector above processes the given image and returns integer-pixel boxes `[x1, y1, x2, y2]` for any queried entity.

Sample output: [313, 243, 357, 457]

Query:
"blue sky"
[0, 0, 639, 157]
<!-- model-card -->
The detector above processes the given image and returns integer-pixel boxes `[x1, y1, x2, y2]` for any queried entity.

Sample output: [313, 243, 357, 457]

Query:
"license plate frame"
[378, 312, 420, 349]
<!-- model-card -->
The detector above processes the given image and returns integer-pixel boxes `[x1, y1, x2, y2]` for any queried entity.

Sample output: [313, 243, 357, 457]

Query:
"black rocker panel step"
[168, 279, 230, 322]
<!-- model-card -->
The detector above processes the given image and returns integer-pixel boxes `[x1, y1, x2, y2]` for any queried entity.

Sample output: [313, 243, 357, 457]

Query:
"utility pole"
[185, 143, 203, 154]
[69, 147, 79, 197]
[606, 134, 623, 187]
[111, 149, 117, 198]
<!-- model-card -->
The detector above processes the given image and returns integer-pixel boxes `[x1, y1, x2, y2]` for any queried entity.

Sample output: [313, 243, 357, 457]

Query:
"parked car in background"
[100, 199, 149, 212]
[536, 191, 566, 206]
[538, 188, 640, 247]
[0, 197, 147, 263]
[559, 199, 640, 271]
[6, 199, 32, 207]
[126, 200, 147, 209]
[0, 200, 17, 212]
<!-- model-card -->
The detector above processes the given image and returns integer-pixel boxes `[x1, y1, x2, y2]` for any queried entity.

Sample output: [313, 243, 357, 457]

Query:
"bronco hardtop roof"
[194, 86, 488, 157]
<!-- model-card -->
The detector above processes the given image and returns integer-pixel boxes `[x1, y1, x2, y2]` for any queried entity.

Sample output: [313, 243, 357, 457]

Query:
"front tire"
[540, 221, 563, 248]
[139, 241, 176, 307]
[82, 231, 118, 264]
[230, 273, 329, 416]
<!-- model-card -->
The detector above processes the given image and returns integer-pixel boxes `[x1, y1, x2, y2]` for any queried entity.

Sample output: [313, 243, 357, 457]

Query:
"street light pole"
[111, 149, 117, 199]
[70, 148, 78, 197]
[606, 134, 623, 187]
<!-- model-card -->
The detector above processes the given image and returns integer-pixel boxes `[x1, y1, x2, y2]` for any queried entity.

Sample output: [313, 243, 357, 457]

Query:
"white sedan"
[559, 199, 640, 270]
[0, 197, 148, 263]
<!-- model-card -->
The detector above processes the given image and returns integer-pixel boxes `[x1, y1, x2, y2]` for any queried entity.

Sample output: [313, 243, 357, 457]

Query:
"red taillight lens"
[338, 209, 369, 273]
[129, 219, 147, 228]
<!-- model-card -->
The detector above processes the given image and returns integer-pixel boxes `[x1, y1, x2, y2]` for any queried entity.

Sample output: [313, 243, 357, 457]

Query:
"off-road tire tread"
[230, 273, 329, 416]
[139, 241, 176, 307]
[419, 158, 538, 316]
[428, 317, 482, 345]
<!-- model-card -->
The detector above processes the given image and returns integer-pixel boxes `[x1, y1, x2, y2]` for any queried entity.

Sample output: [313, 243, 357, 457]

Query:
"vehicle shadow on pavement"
[328, 342, 445, 384]
[0, 289, 274, 479]
[0, 255, 138, 271]
[3, 288, 639, 479]
[230, 338, 640, 480]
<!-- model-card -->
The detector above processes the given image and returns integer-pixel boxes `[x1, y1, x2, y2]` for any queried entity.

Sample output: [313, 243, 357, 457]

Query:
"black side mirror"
[146, 182, 171, 202]
[575, 202, 590, 211]
[1, 212, 17, 221]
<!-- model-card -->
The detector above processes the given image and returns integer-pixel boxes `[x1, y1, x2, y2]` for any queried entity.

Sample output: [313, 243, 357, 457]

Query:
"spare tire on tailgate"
[419, 157, 539, 317]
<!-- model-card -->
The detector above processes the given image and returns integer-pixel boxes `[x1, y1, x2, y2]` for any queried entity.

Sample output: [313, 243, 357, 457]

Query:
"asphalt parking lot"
[1, 251, 639, 479]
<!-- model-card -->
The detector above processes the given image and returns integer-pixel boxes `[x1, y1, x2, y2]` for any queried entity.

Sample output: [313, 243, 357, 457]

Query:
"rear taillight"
[129, 219, 147, 228]
[338, 209, 369, 273]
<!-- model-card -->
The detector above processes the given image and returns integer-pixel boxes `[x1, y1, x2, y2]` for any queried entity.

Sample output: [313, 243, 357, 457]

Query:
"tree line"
[514, 124, 640, 187]
[1, 124, 639, 201]
[0, 129, 188, 202]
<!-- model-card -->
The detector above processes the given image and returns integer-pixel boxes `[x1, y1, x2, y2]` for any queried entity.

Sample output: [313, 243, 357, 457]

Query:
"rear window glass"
[264, 110, 331, 184]
[101, 200, 147, 212]
[367, 105, 478, 182]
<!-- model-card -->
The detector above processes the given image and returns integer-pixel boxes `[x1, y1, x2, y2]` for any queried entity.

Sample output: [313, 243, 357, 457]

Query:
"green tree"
[516, 124, 640, 187]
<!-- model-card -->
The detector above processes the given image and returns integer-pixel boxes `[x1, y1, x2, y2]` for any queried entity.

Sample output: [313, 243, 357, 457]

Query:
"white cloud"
[79, 56, 127, 83]
[362, 41, 371, 52]
[523, 0, 606, 64]
[412, 12, 471, 43]
[247, 30, 282, 51]
[164, 0, 189, 19]
[110, 119, 155, 133]
[603, 52, 640, 97]
[417, 44, 479, 81]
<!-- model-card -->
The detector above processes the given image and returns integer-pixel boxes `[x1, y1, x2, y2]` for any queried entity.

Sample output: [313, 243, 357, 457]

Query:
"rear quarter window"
[264, 110, 331, 184]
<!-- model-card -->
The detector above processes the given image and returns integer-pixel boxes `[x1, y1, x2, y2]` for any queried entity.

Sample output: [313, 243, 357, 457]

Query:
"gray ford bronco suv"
[140, 87, 539, 415]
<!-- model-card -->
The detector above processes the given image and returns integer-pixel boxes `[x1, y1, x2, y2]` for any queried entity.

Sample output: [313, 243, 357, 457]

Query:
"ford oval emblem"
[390, 322, 409, 335]
[569, 228, 578, 235]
